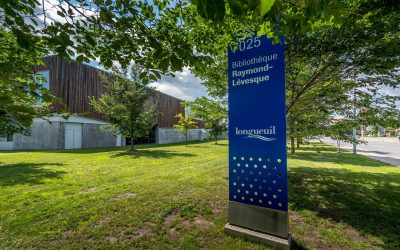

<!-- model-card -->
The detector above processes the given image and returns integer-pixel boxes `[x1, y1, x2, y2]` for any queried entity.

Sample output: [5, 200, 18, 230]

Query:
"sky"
[381, 87, 400, 109]
[149, 68, 208, 101]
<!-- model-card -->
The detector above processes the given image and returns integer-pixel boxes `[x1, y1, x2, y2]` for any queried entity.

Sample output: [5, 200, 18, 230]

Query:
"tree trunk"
[290, 137, 295, 154]
[185, 129, 188, 146]
[296, 138, 301, 149]
[215, 134, 218, 144]
[130, 137, 135, 151]
[130, 126, 135, 151]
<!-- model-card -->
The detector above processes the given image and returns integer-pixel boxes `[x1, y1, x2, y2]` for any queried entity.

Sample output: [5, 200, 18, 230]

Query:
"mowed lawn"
[0, 141, 399, 249]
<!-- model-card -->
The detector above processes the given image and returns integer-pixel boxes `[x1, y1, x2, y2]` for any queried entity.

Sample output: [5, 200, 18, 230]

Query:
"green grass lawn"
[0, 141, 399, 249]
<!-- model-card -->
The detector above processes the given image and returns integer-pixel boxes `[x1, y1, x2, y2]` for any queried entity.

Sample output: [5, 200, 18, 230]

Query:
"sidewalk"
[323, 137, 400, 167]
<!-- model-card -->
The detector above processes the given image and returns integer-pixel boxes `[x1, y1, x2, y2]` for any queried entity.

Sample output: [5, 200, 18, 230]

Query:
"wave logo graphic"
[245, 133, 276, 142]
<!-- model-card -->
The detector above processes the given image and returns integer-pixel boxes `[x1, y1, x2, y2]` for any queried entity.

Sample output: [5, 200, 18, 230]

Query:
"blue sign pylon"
[225, 35, 291, 249]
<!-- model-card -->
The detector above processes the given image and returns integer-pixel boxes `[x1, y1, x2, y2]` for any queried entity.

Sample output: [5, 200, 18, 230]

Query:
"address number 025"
[238, 36, 261, 51]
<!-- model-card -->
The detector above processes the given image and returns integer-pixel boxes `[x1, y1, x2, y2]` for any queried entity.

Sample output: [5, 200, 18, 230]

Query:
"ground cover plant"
[0, 141, 399, 249]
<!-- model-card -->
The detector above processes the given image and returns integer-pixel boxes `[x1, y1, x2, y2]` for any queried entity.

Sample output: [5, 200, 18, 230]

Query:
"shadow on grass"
[289, 166, 400, 249]
[111, 149, 196, 158]
[0, 162, 66, 186]
[291, 239, 310, 250]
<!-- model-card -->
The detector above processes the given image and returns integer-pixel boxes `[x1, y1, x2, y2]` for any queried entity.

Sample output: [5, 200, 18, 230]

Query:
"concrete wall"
[116, 134, 126, 146]
[13, 122, 64, 150]
[82, 124, 118, 148]
[206, 131, 228, 140]
[13, 120, 123, 150]
[0, 137, 13, 150]
[156, 128, 207, 144]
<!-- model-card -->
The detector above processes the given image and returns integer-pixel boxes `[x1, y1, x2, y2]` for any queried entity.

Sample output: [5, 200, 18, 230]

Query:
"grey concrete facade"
[6, 117, 227, 150]
[155, 128, 228, 145]
[156, 128, 207, 144]
[13, 122, 65, 150]
[8, 116, 123, 150]
[82, 124, 117, 148]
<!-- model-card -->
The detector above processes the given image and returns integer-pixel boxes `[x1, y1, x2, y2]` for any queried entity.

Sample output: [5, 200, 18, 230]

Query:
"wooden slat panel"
[32, 55, 194, 128]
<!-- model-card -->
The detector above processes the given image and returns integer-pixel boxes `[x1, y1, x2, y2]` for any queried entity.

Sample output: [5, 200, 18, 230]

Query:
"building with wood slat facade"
[0, 55, 207, 150]
[34, 55, 185, 127]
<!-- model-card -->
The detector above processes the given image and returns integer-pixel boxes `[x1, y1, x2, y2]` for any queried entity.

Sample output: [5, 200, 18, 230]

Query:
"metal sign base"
[224, 223, 292, 250]
[225, 201, 291, 249]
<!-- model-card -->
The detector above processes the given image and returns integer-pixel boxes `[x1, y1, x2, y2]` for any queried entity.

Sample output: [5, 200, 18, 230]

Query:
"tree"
[2, 0, 398, 148]
[0, 0, 349, 81]
[0, 29, 56, 137]
[89, 68, 157, 151]
[173, 113, 199, 146]
[186, 97, 227, 144]
[195, 1, 400, 153]
[283, 2, 400, 152]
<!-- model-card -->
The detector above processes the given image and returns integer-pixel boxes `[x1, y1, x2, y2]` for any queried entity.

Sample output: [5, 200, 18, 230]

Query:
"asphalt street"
[323, 137, 400, 167]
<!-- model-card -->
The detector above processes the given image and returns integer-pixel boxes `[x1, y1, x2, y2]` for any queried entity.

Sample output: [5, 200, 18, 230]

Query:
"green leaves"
[89, 67, 157, 149]
[0, 95, 13, 105]
[170, 53, 183, 71]
[56, 10, 65, 17]
[195, 0, 225, 23]
[195, 0, 276, 21]
[260, 0, 275, 18]
[0, 28, 55, 135]
[228, 0, 258, 16]
[12, 28, 33, 49]
[76, 54, 84, 64]
[186, 97, 227, 141]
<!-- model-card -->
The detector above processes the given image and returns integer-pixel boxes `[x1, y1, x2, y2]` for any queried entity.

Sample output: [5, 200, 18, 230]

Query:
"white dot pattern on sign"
[230, 155, 285, 209]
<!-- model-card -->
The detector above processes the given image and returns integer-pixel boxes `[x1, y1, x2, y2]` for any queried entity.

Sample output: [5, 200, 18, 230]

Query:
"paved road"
[323, 137, 400, 167]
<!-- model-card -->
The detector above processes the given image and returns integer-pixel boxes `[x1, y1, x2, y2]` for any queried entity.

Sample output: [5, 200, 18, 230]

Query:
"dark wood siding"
[33, 55, 189, 128]
[149, 92, 185, 128]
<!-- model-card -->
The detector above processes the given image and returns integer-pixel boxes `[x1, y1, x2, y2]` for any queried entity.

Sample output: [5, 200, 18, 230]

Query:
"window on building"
[6, 134, 13, 142]
[34, 70, 50, 103]
[35, 70, 50, 90]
